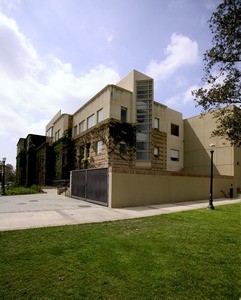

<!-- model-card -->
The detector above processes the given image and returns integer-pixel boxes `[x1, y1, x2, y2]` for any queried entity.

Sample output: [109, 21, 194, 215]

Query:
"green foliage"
[107, 120, 136, 160]
[109, 121, 136, 148]
[0, 204, 240, 299]
[193, 0, 241, 145]
[5, 186, 42, 195]
[54, 136, 75, 179]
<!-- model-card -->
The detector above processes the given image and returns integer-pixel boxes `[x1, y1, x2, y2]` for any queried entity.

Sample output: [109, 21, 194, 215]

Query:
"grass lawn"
[0, 203, 240, 299]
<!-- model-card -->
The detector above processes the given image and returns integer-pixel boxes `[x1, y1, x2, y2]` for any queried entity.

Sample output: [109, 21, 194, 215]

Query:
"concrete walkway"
[0, 189, 240, 231]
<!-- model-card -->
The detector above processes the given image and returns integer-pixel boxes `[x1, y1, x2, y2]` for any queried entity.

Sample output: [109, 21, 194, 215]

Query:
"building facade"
[16, 70, 240, 204]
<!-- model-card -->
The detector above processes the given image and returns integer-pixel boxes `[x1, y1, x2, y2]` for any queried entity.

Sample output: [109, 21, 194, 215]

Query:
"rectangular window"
[154, 118, 159, 130]
[121, 107, 127, 122]
[97, 140, 103, 155]
[171, 123, 179, 136]
[79, 121, 85, 133]
[120, 142, 126, 155]
[97, 108, 103, 123]
[55, 130, 60, 141]
[87, 114, 95, 129]
[154, 147, 159, 158]
[85, 143, 91, 159]
[136, 152, 150, 160]
[46, 127, 53, 137]
[170, 149, 179, 161]
[74, 125, 78, 137]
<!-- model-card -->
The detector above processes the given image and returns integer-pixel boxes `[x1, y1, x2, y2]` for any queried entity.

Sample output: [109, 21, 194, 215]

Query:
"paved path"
[0, 189, 240, 231]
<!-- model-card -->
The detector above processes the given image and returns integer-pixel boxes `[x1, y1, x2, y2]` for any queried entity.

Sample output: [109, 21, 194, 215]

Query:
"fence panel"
[71, 168, 108, 206]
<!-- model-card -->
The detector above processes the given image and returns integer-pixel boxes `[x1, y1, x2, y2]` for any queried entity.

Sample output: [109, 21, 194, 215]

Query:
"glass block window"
[136, 80, 152, 160]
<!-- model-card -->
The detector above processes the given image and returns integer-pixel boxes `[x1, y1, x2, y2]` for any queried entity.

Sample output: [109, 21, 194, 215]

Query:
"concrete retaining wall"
[109, 169, 235, 208]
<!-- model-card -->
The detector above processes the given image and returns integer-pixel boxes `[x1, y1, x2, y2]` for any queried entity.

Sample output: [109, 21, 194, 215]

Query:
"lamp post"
[208, 144, 215, 210]
[1, 157, 6, 196]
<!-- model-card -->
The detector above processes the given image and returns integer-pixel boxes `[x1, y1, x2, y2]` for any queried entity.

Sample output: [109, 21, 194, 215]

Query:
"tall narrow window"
[46, 127, 53, 137]
[85, 143, 91, 159]
[154, 147, 159, 158]
[55, 130, 60, 141]
[79, 120, 85, 133]
[97, 108, 103, 123]
[121, 107, 127, 122]
[154, 118, 159, 130]
[74, 125, 78, 137]
[97, 140, 102, 155]
[87, 114, 95, 129]
[120, 142, 126, 155]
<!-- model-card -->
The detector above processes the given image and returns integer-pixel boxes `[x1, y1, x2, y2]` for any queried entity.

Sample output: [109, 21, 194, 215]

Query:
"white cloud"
[0, 11, 120, 166]
[164, 84, 198, 108]
[146, 33, 199, 81]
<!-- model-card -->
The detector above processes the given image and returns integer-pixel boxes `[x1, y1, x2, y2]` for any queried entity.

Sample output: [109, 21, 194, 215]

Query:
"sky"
[0, 0, 221, 167]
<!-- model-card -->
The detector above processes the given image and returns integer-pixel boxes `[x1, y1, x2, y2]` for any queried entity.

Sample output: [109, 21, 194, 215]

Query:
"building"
[16, 70, 240, 206]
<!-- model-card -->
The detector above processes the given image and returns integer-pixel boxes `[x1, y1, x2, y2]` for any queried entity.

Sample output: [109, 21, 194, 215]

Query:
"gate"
[71, 168, 108, 206]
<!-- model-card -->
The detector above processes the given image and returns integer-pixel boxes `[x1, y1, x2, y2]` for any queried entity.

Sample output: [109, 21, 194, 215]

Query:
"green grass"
[0, 203, 240, 299]
[5, 185, 42, 195]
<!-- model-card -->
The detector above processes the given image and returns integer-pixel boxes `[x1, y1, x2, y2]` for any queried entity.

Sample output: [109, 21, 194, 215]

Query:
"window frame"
[170, 149, 179, 161]
[121, 106, 127, 122]
[97, 108, 103, 123]
[87, 114, 95, 129]
[154, 118, 159, 130]
[154, 147, 159, 158]
[171, 123, 179, 137]
[79, 120, 85, 133]
[97, 140, 103, 155]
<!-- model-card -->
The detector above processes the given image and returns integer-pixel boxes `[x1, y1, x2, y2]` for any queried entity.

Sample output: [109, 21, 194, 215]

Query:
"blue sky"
[0, 0, 220, 166]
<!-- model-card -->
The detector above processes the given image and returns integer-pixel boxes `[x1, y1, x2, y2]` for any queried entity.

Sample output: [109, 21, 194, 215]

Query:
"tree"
[193, 0, 241, 145]
[5, 164, 15, 183]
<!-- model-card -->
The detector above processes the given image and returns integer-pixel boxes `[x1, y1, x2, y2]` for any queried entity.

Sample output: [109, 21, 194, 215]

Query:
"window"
[85, 143, 91, 159]
[136, 80, 152, 160]
[46, 127, 53, 137]
[79, 121, 85, 133]
[97, 108, 103, 123]
[170, 149, 179, 161]
[154, 118, 159, 130]
[171, 123, 179, 136]
[97, 140, 102, 155]
[121, 107, 127, 122]
[154, 147, 159, 158]
[55, 130, 60, 141]
[74, 125, 78, 137]
[87, 114, 95, 129]
[120, 142, 126, 155]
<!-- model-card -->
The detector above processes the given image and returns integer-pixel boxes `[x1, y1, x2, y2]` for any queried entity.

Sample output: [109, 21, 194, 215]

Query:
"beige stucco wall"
[109, 171, 235, 208]
[109, 86, 133, 122]
[72, 86, 112, 136]
[184, 112, 235, 177]
[46, 113, 72, 142]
